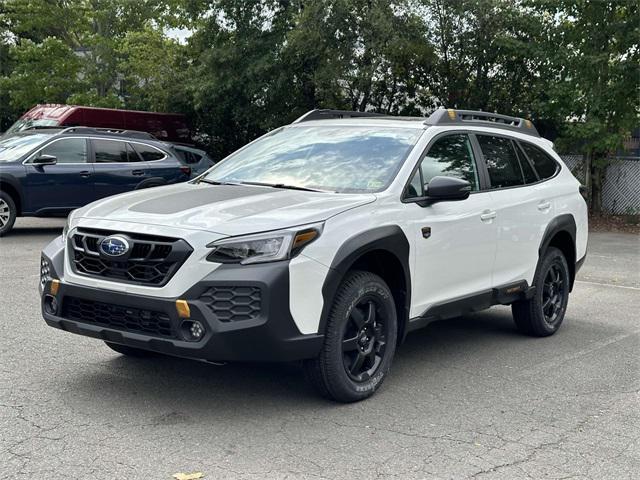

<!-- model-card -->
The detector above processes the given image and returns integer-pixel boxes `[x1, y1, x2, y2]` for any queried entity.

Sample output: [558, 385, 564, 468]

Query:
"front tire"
[0, 191, 17, 237]
[512, 247, 570, 337]
[304, 270, 397, 402]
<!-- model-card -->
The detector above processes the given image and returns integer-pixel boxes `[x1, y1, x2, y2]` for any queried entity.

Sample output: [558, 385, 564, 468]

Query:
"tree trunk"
[590, 159, 605, 215]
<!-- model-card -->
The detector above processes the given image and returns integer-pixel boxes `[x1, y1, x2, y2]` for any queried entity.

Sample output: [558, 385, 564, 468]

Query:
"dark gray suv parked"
[0, 127, 190, 235]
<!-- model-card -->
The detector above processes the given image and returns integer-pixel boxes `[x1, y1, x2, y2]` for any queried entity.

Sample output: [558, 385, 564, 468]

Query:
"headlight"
[206, 223, 323, 264]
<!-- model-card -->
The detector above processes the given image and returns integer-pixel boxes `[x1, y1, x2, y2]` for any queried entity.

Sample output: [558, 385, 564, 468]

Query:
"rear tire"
[512, 246, 570, 337]
[104, 341, 157, 358]
[304, 270, 397, 402]
[0, 191, 17, 237]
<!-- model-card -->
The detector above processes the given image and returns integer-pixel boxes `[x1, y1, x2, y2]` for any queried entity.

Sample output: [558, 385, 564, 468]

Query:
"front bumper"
[40, 246, 323, 362]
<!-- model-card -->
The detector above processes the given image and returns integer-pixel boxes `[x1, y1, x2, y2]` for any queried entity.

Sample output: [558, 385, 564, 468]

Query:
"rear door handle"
[537, 201, 551, 211]
[132, 169, 145, 176]
[79, 170, 92, 178]
[480, 210, 497, 222]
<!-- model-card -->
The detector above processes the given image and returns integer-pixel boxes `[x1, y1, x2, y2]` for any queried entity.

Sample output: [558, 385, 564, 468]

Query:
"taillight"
[180, 166, 191, 176]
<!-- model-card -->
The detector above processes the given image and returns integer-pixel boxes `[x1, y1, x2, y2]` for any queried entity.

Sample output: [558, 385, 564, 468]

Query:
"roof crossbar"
[293, 109, 388, 123]
[425, 109, 540, 137]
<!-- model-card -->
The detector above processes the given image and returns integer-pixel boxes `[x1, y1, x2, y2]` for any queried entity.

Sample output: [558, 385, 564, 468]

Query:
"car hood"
[75, 182, 377, 236]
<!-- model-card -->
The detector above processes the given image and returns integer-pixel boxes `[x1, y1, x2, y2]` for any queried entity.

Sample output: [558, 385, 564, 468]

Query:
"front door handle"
[132, 169, 145, 176]
[537, 201, 551, 211]
[79, 170, 92, 178]
[480, 210, 497, 222]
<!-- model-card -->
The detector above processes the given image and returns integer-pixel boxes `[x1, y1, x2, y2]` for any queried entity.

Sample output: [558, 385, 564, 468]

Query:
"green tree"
[0, 38, 82, 112]
[418, 0, 549, 118]
[532, 0, 640, 212]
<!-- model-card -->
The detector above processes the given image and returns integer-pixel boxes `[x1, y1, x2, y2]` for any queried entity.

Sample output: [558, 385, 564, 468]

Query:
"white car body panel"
[60, 118, 588, 336]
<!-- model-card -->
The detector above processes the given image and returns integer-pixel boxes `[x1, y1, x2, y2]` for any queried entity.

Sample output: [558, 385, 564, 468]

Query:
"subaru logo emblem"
[100, 236, 130, 257]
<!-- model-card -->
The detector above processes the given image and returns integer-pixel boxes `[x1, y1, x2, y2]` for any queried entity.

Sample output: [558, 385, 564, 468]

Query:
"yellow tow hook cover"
[50, 279, 60, 296]
[175, 299, 191, 318]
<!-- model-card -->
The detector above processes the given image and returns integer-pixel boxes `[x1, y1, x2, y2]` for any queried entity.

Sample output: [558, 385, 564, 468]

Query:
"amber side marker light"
[447, 109, 456, 120]
[50, 279, 60, 296]
[293, 230, 319, 250]
[175, 300, 191, 318]
[525, 119, 533, 129]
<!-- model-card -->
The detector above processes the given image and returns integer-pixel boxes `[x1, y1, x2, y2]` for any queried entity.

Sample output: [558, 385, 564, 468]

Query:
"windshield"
[203, 126, 423, 193]
[4, 118, 59, 135]
[0, 134, 51, 163]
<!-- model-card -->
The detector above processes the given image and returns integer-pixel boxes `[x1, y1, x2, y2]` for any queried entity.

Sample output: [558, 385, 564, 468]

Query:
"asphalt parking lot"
[1, 218, 638, 480]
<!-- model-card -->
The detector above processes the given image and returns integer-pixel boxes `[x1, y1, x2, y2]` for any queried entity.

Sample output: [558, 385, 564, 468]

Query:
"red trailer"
[5, 104, 190, 143]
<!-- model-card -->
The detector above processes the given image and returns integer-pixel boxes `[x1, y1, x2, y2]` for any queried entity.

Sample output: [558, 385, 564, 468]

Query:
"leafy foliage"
[0, 0, 637, 208]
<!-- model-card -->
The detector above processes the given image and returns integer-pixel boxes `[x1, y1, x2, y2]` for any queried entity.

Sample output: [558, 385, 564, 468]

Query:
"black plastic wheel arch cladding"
[538, 214, 577, 290]
[319, 225, 411, 342]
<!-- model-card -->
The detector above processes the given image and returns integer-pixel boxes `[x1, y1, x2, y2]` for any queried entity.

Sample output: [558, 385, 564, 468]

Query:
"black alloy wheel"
[512, 246, 570, 337]
[541, 261, 567, 326]
[342, 297, 388, 382]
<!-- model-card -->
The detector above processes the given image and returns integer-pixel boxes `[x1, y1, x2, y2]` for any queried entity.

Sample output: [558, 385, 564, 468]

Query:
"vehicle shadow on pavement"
[59, 308, 525, 416]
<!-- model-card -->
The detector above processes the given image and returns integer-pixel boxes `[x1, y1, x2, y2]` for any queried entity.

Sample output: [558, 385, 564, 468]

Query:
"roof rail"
[59, 126, 157, 140]
[21, 125, 64, 131]
[293, 109, 388, 123]
[425, 109, 540, 137]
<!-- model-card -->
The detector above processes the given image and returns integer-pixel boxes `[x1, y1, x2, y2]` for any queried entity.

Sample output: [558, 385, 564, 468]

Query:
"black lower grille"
[199, 286, 262, 322]
[70, 229, 192, 286]
[62, 296, 175, 338]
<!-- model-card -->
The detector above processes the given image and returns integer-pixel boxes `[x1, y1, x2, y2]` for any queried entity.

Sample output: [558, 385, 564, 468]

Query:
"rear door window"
[133, 143, 166, 161]
[520, 142, 559, 179]
[477, 135, 524, 189]
[93, 140, 131, 163]
[40, 138, 87, 164]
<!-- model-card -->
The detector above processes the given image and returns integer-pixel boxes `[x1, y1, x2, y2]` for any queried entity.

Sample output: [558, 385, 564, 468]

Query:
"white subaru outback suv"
[40, 109, 588, 402]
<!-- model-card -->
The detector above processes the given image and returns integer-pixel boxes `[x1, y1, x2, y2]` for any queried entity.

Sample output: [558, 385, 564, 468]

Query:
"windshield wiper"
[197, 178, 242, 186]
[238, 181, 332, 193]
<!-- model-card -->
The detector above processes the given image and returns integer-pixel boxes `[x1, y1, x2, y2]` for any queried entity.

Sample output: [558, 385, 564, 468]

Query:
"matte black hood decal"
[130, 185, 279, 214]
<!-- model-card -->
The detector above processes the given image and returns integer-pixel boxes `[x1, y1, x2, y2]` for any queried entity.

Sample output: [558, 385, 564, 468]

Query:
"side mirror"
[405, 176, 471, 206]
[33, 154, 57, 166]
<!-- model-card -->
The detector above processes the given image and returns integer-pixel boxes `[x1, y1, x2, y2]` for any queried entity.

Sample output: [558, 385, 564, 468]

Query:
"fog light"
[40, 256, 52, 288]
[190, 321, 204, 339]
[180, 320, 205, 341]
[44, 295, 58, 314]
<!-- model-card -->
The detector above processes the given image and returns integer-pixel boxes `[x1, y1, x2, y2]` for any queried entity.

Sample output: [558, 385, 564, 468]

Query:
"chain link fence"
[560, 155, 640, 214]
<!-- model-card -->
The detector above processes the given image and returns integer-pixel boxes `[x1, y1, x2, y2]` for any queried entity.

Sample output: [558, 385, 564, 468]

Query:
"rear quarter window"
[520, 142, 559, 179]
[133, 143, 166, 161]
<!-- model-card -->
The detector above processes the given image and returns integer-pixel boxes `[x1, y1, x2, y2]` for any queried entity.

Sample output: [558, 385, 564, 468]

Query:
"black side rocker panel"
[407, 280, 533, 332]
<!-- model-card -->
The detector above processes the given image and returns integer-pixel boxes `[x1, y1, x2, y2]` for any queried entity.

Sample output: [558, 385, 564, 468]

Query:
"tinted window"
[41, 138, 87, 164]
[478, 135, 524, 188]
[0, 134, 53, 163]
[176, 150, 201, 165]
[419, 134, 479, 191]
[203, 126, 423, 193]
[133, 143, 165, 162]
[515, 143, 538, 183]
[93, 140, 130, 163]
[520, 143, 558, 179]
